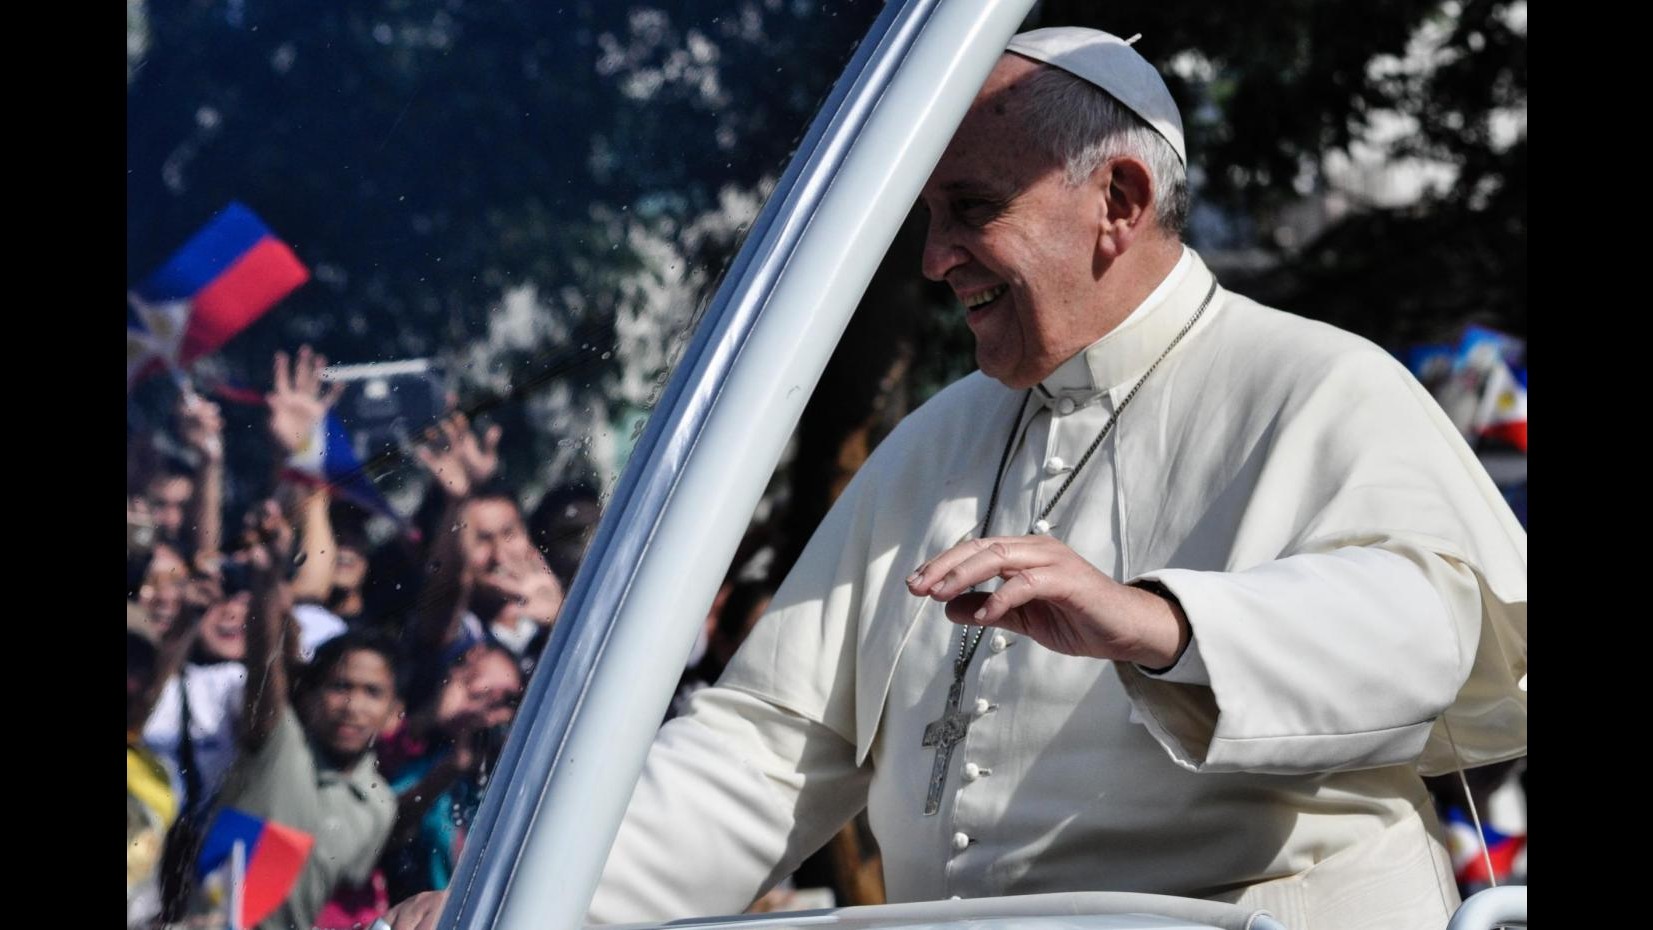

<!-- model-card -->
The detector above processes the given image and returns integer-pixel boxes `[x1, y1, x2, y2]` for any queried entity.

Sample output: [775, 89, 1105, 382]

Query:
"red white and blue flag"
[128, 203, 310, 389]
[195, 807, 315, 928]
[1473, 361, 1527, 453]
[1443, 805, 1526, 888]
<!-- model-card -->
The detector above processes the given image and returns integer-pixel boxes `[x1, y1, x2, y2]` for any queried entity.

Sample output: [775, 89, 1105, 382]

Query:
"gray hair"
[1017, 64, 1190, 238]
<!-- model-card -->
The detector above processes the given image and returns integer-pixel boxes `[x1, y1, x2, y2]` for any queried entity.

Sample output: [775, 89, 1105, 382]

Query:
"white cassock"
[588, 249, 1527, 930]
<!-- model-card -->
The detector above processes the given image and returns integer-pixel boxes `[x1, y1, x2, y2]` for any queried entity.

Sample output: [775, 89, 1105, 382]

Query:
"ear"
[1095, 156, 1156, 262]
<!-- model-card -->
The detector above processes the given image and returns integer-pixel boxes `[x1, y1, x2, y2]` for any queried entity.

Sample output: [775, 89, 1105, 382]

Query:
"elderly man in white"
[385, 27, 1526, 930]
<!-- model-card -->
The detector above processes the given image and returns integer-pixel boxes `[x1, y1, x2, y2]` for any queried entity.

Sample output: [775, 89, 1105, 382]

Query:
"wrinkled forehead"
[927, 55, 1060, 189]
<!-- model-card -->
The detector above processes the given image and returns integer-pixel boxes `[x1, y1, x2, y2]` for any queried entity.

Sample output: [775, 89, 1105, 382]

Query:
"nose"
[920, 215, 968, 283]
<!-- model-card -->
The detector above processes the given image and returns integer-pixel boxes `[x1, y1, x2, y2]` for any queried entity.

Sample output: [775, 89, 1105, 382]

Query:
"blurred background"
[126, 2, 1526, 926]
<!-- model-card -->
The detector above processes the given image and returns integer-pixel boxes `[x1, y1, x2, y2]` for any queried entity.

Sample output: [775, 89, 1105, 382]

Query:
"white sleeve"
[1116, 545, 1479, 774]
[1135, 635, 1209, 685]
[588, 685, 871, 925]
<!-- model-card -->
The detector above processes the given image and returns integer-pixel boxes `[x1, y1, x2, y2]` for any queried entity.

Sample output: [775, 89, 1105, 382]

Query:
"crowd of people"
[126, 345, 782, 929]
[130, 21, 1525, 930]
[123, 343, 1525, 929]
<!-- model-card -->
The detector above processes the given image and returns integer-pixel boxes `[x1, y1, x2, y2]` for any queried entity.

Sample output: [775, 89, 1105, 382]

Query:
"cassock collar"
[1033, 247, 1212, 413]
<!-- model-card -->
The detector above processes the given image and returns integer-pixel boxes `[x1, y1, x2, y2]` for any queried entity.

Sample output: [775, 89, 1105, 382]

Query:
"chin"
[327, 739, 371, 759]
[975, 349, 1011, 384]
[977, 356, 1035, 390]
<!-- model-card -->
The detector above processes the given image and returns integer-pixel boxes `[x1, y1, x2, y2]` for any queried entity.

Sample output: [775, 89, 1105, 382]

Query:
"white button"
[949, 896, 962, 901]
[952, 831, 970, 851]
[1044, 456, 1068, 475]
[962, 762, 981, 781]
[1031, 519, 1051, 535]
[990, 633, 1009, 653]
[1056, 397, 1076, 415]
[973, 698, 992, 716]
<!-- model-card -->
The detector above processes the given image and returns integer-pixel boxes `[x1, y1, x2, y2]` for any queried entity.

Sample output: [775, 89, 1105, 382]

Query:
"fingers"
[321, 378, 346, 409]
[272, 350, 291, 397]
[498, 543, 547, 574]
[906, 537, 994, 595]
[383, 891, 449, 930]
[477, 571, 527, 600]
[274, 345, 337, 403]
[908, 536, 1051, 600]
[930, 541, 1043, 600]
[482, 423, 503, 458]
[294, 345, 313, 394]
[293, 345, 318, 397]
[417, 421, 447, 458]
[963, 570, 1048, 625]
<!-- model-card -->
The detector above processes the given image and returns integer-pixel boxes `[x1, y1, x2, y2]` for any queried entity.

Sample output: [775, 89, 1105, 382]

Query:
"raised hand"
[415, 411, 503, 499]
[267, 345, 344, 456]
[178, 394, 225, 463]
[379, 890, 449, 930]
[905, 534, 1189, 669]
[476, 544, 565, 628]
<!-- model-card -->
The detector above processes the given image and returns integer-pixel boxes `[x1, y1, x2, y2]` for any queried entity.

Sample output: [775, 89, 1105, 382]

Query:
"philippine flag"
[1443, 805, 1526, 887]
[129, 203, 310, 388]
[195, 808, 315, 928]
[1473, 361, 1528, 453]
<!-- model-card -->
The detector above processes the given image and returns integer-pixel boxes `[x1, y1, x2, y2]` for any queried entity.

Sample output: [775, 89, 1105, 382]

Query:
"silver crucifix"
[921, 674, 974, 815]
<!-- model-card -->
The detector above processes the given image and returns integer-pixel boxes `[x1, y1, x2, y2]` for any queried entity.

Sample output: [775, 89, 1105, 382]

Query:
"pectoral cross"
[921, 672, 974, 816]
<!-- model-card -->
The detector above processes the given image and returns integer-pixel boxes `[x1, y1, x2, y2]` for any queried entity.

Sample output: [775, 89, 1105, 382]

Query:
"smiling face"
[462, 497, 534, 577]
[919, 55, 1111, 390]
[196, 591, 250, 662]
[303, 648, 399, 761]
[138, 543, 187, 634]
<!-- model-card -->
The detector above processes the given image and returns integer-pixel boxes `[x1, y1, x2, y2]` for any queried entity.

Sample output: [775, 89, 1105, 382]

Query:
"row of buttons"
[1032, 456, 1072, 537]
[948, 399, 1088, 869]
[948, 641, 1010, 858]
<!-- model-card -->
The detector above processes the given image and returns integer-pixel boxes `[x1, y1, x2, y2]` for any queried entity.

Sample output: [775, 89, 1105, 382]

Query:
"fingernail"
[930, 581, 947, 596]
[905, 572, 922, 585]
[973, 608, 986, 621]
